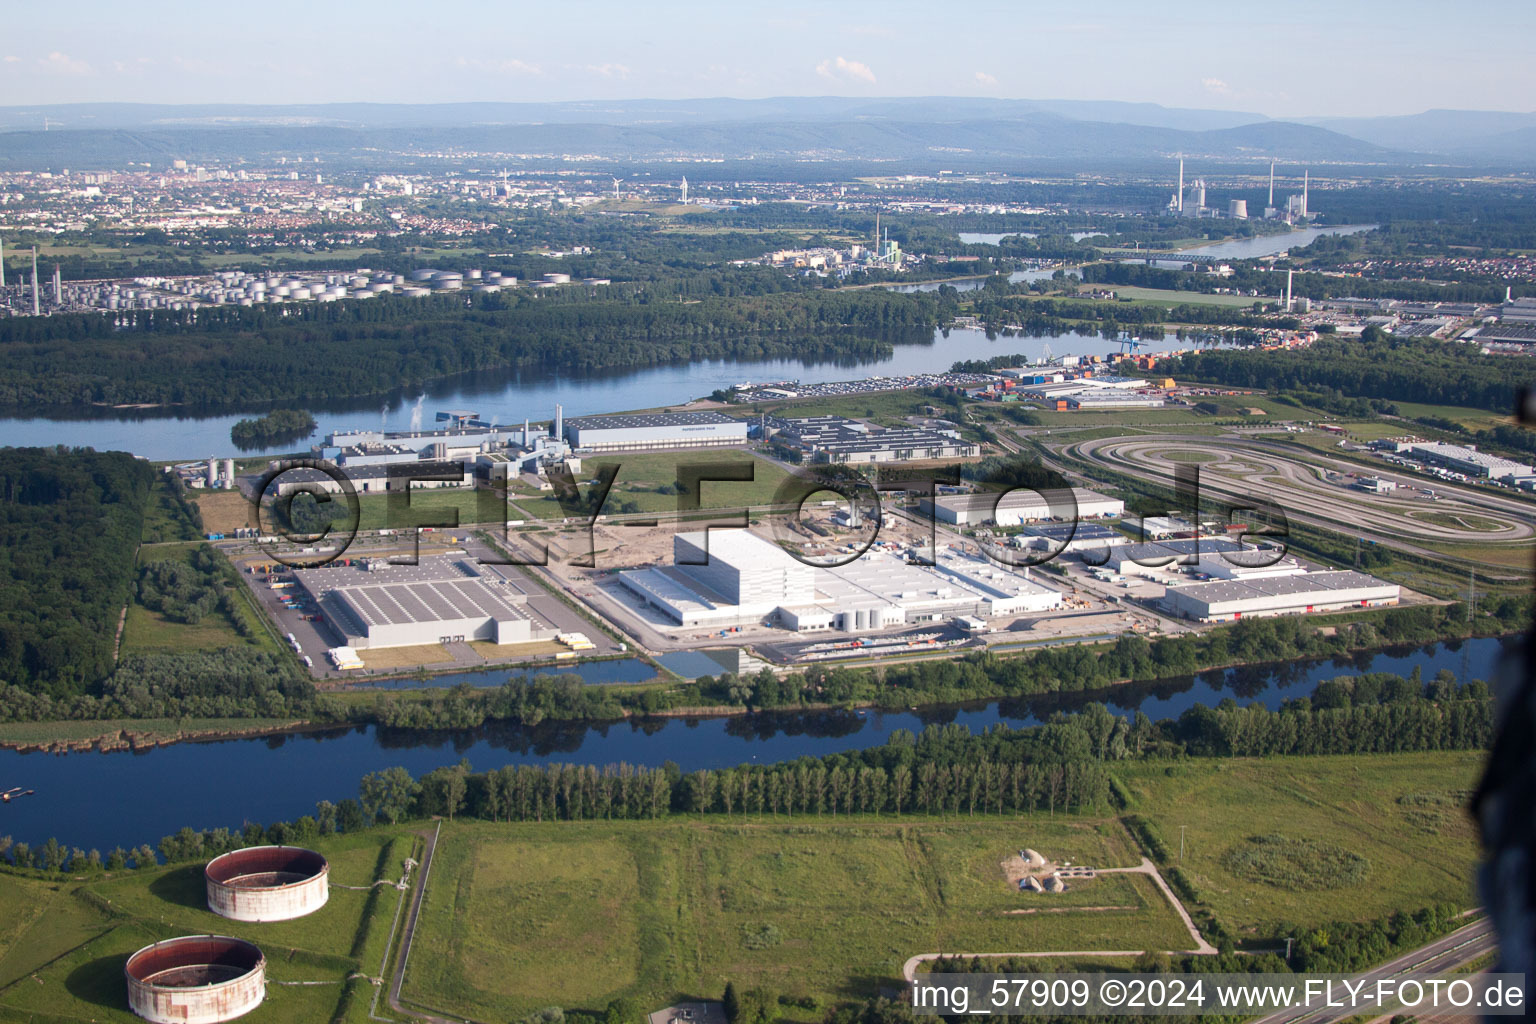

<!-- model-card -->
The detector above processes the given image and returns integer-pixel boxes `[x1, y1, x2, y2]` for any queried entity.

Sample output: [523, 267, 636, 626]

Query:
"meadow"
[1113, 752, 1484, 938]
[120, 541, 280, 656]
[402, 816, 1190, 1020]
[0, 753, 1488, 1023]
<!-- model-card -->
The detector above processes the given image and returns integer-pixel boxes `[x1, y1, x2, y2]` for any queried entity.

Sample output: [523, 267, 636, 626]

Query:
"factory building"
[921, 488, 1125, 527]
[294, 557, 558, 648]
[1161, 570, 1400, 623]
[1063, 393, 1166, 410]
[270, 464, 473, 496]
[1100, 537, 1246, 576]
[1008, 521, 1122, 554]
[767, 415, 980, 463]
[618, 530, 1061, 632]
[563, 411, 749, 452]
[1405, 442, 1532, 481]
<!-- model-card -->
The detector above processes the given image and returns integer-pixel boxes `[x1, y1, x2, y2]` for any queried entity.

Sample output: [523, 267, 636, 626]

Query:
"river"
[0, 636, 1514, 854]
[0, 321, 1206, 461]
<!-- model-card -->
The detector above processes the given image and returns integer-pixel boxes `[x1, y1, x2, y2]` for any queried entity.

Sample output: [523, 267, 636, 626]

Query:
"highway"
[1246, 918, 1495, 1024]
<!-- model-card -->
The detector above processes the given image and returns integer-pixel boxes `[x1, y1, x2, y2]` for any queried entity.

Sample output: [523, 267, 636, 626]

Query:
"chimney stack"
[31, 246, 40, 315]
[554, 404, 563, 441]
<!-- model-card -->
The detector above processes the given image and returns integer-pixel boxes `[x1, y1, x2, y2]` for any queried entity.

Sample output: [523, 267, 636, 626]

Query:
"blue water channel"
[0, 636, 1516, 854]
[0, 224, 1374, 462]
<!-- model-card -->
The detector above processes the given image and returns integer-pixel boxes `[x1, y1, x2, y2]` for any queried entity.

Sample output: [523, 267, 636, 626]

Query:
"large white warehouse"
[295, 558, 558, 648]
[922, 487, 1125, 526]
[619, 530, 1061, 633]
[563, 411, 749, 452]
[1160, 570, 1400, 623]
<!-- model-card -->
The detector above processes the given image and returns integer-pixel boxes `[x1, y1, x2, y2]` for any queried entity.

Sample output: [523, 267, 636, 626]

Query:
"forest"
[0, 448, 153, 697]
[0, 287, 953, 409]
[1161, 336, 1522, 413]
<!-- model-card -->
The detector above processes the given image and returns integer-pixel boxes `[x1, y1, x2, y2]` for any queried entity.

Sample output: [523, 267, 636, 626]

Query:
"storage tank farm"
[123, 848, 329, 1021]
[204, 845, 329, 921]
[124, 936, 266, 1024]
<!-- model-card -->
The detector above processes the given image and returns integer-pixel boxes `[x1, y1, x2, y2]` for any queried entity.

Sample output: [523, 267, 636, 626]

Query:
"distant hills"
[0, 97, 1531, 170]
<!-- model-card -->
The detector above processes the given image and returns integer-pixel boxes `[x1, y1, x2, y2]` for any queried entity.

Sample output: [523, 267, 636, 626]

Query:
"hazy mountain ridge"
[0, 110, 1402, 171]
[0, 97, 1272, 133]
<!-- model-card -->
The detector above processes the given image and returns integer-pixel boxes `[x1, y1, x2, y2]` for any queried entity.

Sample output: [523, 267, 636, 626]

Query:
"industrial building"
[767, 415, 979, 463]
[563, 411, 749, 452]
[1063, 393, 1166, 410]
[295, 557, 558, 649]
[618, 529, 1061, 632]
[1161, 570, 1400, 623]
[270, 463, 473, 496]
[1009, 521, 1122, 553]
[1405, 442, 1532, 481]
[205, 847, 329, 923]
[920, 488, 1125, 527]
[1099, 537, 1247, 576]
[124, 935, 266, 1024]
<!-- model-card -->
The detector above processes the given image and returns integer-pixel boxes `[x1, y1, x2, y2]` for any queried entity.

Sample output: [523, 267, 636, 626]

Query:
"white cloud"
[1201, 77, 1231, 95]
[815, 56, 876, 84]
[584, 63, 630, 79]
[456, 56, 542, 76]
[974, 71, 999, 88]
[37, 51, 91, 75]
[3, 56, 20, 64]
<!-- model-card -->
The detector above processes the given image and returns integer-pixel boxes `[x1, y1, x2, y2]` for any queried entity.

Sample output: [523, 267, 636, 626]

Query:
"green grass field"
[0, 752, 1488, 1022]
[0, 829, 418, 1024]
[1105, 286, 1263, 309]
[120, 542, 278, 655]
[1113, 752, 1483, 938]
[403, 817, 1189, 1019]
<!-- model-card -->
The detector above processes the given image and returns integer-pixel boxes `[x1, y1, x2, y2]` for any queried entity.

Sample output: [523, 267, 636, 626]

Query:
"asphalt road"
[1247, 918, 1496, 1024]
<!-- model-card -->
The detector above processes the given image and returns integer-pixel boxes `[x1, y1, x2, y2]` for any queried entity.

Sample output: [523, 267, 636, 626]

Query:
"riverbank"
[0, 717, 309, 754]
[4, 622, 1522, 754]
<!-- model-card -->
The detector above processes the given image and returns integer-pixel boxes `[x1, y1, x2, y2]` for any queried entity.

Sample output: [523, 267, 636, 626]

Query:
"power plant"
[204, 846, 330, 922]
[124, 935, 266, 1023]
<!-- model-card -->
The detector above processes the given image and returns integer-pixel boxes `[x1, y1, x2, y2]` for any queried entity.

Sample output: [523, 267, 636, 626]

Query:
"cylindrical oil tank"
[204, 846, 329, 922]
[125, 935, 265, 1024]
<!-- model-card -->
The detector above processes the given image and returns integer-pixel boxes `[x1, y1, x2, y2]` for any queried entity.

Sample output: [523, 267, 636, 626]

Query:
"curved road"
[1053, 432, 1534, 574]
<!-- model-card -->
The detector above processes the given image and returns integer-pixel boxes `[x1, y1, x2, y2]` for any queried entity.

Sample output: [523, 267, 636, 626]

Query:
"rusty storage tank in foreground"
[204, 845, 329, 922]
[124, 935, 265, 1024]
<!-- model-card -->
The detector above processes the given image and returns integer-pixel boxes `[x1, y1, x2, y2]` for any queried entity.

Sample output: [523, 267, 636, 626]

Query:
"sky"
[2, 0, 1533, 119]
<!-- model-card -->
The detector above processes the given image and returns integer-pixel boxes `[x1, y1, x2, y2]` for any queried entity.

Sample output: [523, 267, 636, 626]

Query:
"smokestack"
[1286, 269, 1294, 312]
[1268, 161, 1275, 207]
[53, 264, 61, 305]
[1177, 158, 1184, 213]
[0, 236, 6, 289]
[554, 404, 563, 441]
[31, 246, 40, 315]
[1302, 170, 1309, 218]
[874, 210, 880, 248]
[524, 417, 530, 444]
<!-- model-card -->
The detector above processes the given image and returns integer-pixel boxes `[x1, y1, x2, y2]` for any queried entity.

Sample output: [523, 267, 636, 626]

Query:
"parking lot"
[226, 535, 625, 681]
